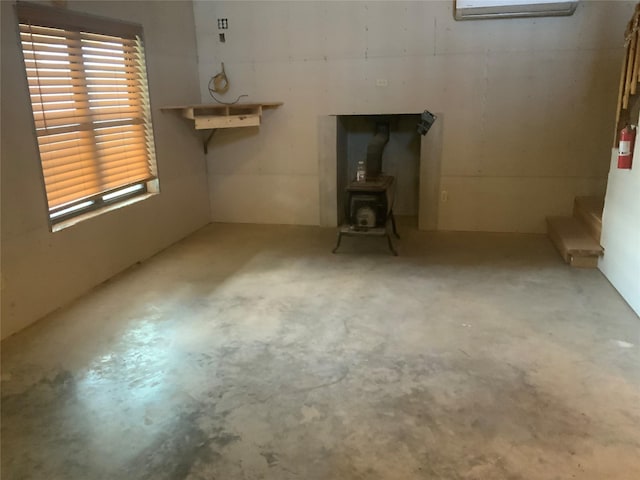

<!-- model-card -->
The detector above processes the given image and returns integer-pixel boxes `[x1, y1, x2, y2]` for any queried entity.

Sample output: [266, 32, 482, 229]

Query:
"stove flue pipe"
[365, 122, 390, 179]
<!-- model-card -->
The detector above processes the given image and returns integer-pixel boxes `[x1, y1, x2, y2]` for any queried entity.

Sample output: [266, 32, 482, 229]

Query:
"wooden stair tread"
[574, 196, 604, 224]
[547, 216, 603, 268]
[547, 217, 603, 254]
[573, 196, 604, 243]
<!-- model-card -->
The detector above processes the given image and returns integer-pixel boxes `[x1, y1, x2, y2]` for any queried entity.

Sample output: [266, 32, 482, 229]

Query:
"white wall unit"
[454, 0, 579, 20]
[1, 0, 210, 338]
[194, 0, 634, 231]
[599, 148, 640, 316]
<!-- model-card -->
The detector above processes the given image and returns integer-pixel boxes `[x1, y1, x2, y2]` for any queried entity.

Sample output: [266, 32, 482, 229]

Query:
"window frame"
[15, 1, 159, 229]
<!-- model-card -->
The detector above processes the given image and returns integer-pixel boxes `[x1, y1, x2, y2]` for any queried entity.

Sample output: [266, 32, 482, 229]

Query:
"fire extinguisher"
[618, 125, 636, 169]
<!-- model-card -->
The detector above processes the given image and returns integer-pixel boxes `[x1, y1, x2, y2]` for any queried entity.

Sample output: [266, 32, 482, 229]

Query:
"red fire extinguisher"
[618, 125, 636, 169]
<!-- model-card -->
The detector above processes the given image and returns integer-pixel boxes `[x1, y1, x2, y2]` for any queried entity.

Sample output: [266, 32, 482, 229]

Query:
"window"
[16, 2, 158, 226]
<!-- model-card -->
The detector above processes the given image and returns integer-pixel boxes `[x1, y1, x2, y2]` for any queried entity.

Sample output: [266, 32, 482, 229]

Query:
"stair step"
[573, 196, 604, 243]
[546, 216, 603, 268]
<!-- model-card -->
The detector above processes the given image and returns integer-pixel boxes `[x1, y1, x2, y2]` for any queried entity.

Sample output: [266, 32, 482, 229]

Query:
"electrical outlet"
[217, 18, 228, 30]
[376, 79, 388, 87]
[441, 190, 448, 202]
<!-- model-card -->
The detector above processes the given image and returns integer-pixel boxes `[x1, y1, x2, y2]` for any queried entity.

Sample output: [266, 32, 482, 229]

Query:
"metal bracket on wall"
[204, 129, 217, 154]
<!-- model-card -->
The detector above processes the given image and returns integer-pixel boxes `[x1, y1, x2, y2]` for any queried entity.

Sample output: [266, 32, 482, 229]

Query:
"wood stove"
[347, 175, 395, 229]
[332, 175, 399, 255]
[332, 121, 400, 255]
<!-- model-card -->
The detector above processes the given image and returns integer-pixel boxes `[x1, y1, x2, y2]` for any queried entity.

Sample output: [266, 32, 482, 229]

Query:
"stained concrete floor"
[2, 221, 639, 480]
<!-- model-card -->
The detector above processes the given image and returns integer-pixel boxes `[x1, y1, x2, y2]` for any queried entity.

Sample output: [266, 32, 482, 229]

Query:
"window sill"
[51, 192, 157, 232]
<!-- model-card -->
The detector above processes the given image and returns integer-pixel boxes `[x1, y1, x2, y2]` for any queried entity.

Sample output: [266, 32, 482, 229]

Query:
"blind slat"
[40, 129, 144, 156]
[46, 168, 152, 204]
[19, 41, 137, 58]
[45, 175, 101, 198]
[32, 92, 141, 103]
[102, 170, 153, 188]
[31, 99, 143, 112]
[45, 160, 150, 187]
[21, 38, 135, 46]
[16, 9, 142, 40]
[42, 147, 148, 170]
[25, 68, 138, 79]
[32, 103, 142, 117]
[22, 47, 135, 59]
[44, 163, 99, 184]
[41, 138, 146, 163]
[35, 118, 144, 138]
[45, 162, 152, 192]
[35, 124, 145, 148]
[40, 143, 95, 160]
[32, 98, 143, 111]
[23, 58, 136, 72]
[30, 85, 140, 95]
[34, 114, 143, 132]
[28, 77, 139, 87]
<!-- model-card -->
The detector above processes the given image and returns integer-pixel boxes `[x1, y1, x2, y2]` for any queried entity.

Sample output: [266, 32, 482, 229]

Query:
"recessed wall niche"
[318, 113, 443, 231]
[336, 115, 421, 226]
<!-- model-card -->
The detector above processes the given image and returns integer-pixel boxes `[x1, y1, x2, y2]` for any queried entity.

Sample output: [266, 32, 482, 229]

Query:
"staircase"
[546, 196, 604, 268]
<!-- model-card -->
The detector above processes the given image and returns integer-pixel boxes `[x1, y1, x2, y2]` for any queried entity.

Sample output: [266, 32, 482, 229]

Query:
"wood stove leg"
[332, 231, 343, 254]
[390, 211, 400, 239]
[386, 234, 398, 256]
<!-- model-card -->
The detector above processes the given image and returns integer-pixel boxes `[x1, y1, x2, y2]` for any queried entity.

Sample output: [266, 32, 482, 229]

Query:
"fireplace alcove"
[318, 113, 443, 231]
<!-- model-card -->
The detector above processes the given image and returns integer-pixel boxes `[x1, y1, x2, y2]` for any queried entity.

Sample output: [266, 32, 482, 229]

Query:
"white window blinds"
[17, 2, 157, 217]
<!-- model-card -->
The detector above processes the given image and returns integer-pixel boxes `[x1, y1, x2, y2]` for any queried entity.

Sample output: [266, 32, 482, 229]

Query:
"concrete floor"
[2, 221, 639, 480]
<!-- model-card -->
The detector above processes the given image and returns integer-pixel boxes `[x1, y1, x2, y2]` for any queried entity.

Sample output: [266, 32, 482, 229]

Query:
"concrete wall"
[600, 148, 640, 317]
[194, 0, 634, 232]
[1, 1, 210, 338]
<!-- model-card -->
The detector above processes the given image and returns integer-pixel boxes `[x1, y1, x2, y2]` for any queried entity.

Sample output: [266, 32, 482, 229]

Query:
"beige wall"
[194, 0, 634, 231]
[1, 1, 210, 338]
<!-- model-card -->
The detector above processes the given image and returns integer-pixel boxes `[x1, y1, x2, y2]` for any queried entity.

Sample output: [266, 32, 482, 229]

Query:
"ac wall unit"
[454, 0, 579, 20]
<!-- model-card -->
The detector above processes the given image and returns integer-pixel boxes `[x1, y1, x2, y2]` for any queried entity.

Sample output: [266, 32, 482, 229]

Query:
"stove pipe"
[365, 122, 390, 179]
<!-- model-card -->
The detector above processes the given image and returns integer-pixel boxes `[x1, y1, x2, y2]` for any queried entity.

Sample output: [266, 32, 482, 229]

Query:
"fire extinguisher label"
[620, 140, 631, 154]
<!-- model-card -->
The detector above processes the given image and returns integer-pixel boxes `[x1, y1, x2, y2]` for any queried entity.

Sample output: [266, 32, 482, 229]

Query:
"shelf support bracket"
[203, 129, 217, 154]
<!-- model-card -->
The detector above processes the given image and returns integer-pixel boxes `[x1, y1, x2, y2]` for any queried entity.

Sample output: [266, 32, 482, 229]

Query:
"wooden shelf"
[161, 102, 283, 153]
